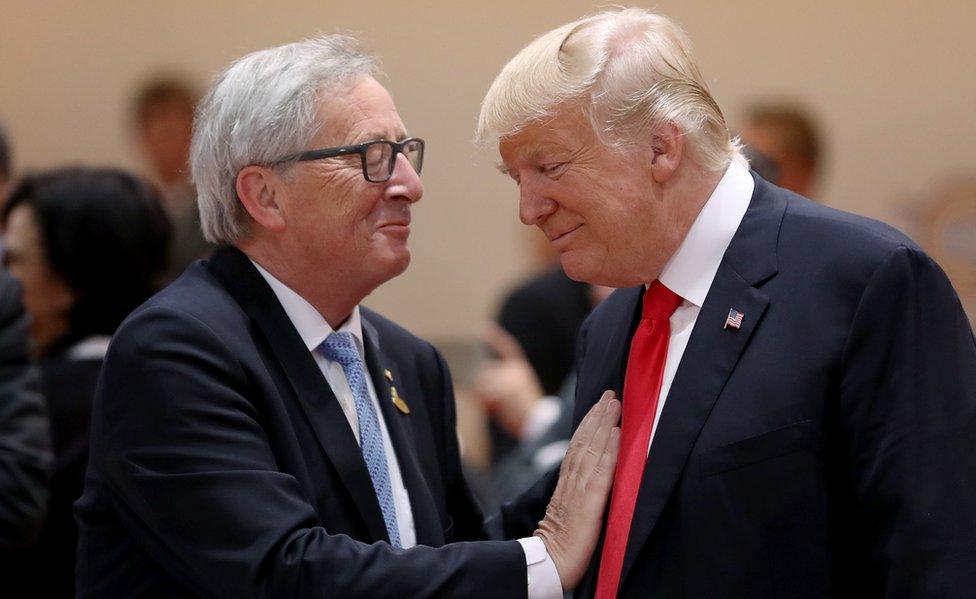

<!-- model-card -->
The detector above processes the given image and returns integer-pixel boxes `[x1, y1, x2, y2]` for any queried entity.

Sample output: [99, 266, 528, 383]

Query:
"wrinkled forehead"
[498, 107, 594, 167]
[314, 76, 408, 146]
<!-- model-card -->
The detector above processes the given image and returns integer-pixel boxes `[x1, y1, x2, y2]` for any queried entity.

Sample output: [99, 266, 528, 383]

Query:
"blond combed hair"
[476, 7, 743, 172]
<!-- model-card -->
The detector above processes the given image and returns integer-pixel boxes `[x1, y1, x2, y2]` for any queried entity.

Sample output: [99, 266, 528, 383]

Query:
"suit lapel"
[575, 286, 644, 597]
[205, 246, 389, 543]
[575, 287, 644, 420]
[618, 175, 786, 588]
[360, 316, 444, 546]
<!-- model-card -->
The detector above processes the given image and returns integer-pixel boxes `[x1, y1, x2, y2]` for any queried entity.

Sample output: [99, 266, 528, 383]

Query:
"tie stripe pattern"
[320, 331, 401, 548]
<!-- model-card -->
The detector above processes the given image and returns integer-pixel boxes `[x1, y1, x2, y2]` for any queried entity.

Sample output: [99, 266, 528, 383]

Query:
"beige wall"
[2, 1, 974, 340]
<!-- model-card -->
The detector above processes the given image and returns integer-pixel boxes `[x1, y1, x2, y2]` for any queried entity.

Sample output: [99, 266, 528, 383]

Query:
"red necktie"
[595, 281, 681, 598]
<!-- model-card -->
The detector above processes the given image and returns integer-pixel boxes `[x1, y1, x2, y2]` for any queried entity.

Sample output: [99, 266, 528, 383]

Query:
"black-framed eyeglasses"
[285, 137, 425, 183]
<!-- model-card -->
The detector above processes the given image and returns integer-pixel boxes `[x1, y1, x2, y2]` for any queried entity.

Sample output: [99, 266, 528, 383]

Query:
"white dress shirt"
[649, 159, 753, 450]
[250, 260, 560, 598]
[251, 261, 417, 548]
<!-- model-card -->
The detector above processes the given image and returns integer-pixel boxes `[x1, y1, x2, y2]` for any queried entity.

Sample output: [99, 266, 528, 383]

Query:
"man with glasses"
[76, 36, 619, 598]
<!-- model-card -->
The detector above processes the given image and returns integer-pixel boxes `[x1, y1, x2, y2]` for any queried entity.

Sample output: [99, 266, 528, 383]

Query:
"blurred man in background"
[131, 76, 211, 278]
[738, 101, 823, 199]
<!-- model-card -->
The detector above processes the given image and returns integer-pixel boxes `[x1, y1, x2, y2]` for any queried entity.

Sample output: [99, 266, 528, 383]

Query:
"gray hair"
[476, 8, 743, 172]
[190, 35, 379, 244]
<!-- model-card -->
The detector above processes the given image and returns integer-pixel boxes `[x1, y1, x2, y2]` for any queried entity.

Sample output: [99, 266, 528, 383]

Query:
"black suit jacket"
[6, 352, 102, 598]
[498, 266, 592, 396]
[0, 269, 50, 551]
[498, 174, 976, 597]
[76, 246, 525, 598]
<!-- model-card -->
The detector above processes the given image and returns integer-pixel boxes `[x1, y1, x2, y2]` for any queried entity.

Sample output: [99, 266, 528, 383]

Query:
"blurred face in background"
[139, 97, 195, 187]
[740, 119, 817, 198]
[2, 204, 73, 355]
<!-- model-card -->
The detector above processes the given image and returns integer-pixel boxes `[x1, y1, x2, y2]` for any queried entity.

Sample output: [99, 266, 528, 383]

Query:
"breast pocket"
[699, 419, 821, 477]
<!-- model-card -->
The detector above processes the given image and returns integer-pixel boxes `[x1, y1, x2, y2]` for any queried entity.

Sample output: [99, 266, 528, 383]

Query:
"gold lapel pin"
[384, 369, 394, 382]
[390, 386, 410, 414]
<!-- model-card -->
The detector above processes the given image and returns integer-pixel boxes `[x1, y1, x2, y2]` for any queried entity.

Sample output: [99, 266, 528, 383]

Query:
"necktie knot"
[642, 280, 682, 321]
[320, 331, 360, 367]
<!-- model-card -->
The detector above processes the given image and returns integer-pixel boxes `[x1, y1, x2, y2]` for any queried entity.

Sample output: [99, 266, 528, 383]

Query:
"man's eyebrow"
[352, 130, 408, 144]
[495, 147, 547, 175]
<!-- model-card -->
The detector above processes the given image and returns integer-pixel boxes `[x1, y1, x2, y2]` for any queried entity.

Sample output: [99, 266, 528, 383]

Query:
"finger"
[596, 390, 619, 427]
[587, 392, 620, 458]
[558, 395, 604, 483]
[561, 392, 613, 484]
[567, 392, 609, 457]
[482, 322, 527, 361]
[587, 425, 621, 498]
[575, 392, 619, 488]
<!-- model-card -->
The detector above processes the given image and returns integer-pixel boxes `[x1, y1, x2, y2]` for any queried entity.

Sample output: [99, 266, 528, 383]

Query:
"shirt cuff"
[521, 396, 562, 441]
[518, 536, 562, 599]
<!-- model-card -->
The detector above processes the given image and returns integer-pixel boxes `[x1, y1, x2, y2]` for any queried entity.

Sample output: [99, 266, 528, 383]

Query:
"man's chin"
[560, 253, 597, 284]
[561, 254, 633, 288]
[379, 250, 411, 281]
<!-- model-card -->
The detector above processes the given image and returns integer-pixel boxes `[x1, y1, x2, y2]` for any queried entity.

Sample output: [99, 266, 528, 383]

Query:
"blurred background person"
[0, 124, 51, 555]
[737, 101, 824, 199]
[0, 268, 51, 555]
[131, 76, 210, 279]
[0, 167, 170, 598]
[484, 268, 593, 465]
[470, 281, 613, 509]
[471, 324, 576, 508]
[496, 268, 595, 398]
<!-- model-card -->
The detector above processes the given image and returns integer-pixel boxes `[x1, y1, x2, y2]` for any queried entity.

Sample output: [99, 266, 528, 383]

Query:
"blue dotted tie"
[320, 331, 401, 548]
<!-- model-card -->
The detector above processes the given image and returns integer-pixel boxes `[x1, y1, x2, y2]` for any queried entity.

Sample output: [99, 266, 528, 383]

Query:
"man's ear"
[648, 122, 684, 184]
[236, 165, 287, 232]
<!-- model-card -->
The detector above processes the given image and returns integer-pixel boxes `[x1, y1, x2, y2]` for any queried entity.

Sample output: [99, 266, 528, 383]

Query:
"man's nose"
[387, 153, 423, 203]
[518, 175, 556, 226]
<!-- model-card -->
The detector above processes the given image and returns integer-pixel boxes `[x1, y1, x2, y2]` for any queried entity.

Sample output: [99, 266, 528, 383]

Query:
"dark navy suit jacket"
[497, 174, 976, 597]
[76, 246, 525, 598]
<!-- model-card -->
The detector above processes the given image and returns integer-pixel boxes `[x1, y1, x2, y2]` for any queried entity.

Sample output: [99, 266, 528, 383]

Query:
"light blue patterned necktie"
[320, 331, 401, 548]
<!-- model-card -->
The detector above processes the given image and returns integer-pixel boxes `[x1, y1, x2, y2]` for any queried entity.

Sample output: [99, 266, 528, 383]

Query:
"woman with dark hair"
[0, 167, 170, 597]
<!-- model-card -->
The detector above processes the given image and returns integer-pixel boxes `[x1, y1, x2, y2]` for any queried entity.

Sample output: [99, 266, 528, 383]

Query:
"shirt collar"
[658, 160, 754, 307]
[249, 258, 365, 357]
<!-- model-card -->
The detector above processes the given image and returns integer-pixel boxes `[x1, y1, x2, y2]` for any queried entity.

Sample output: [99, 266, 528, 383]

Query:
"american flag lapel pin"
[724, 308, 744, 330]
